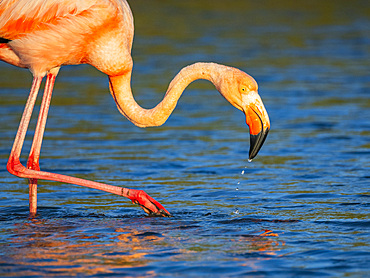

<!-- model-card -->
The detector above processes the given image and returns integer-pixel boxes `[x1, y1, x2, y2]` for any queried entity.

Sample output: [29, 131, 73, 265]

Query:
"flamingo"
[0, 0, 270, 217]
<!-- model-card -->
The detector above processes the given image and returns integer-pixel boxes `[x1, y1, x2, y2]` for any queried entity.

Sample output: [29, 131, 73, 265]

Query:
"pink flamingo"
[0, 0, 270, 217]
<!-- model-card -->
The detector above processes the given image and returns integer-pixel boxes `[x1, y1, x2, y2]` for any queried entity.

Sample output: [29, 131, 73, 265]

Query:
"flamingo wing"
[0, 0, 98, 40]
[0, 0, 118, 74]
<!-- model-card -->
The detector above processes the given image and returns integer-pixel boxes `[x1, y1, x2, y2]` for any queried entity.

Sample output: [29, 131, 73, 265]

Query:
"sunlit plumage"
[0, 0, 270, 216]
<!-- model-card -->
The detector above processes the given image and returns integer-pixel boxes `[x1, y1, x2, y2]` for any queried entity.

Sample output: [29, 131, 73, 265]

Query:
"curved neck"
[108, 62, 228, 127]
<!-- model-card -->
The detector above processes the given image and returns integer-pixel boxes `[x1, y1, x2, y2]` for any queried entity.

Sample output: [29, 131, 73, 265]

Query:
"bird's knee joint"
[7, 158, 27, 177]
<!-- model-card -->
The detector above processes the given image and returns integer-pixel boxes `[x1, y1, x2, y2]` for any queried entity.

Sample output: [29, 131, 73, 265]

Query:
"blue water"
[0, 1, 369, 277]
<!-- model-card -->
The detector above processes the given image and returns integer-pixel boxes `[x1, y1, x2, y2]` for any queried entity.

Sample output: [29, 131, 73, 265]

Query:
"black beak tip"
[249, 127, 269, 160]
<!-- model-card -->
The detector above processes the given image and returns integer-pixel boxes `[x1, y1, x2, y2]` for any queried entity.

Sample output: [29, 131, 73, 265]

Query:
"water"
[0, 0, 369, 277]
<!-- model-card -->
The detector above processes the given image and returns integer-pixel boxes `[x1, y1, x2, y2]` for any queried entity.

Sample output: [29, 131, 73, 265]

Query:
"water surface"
[0, 0, 369, 277]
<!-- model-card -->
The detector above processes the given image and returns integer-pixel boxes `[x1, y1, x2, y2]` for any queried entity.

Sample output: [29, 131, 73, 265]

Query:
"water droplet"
[236, 187, 239, 191]
[237, 181, 240, 185]
[234, 208, 239, 214]
[248, 159, 253, 163]
[241, 170, 245, 175]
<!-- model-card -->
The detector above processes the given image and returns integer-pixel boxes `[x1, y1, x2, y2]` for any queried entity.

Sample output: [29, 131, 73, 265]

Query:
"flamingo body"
[0, 0, 133, 76]
[0, 0, 270, 216]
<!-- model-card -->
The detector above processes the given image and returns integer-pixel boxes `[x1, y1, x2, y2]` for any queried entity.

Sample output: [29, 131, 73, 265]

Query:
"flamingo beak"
[243, 93, 270, 160]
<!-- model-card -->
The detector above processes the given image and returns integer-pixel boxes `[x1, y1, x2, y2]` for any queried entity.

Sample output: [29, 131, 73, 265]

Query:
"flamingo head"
[216, 68, 270, 160]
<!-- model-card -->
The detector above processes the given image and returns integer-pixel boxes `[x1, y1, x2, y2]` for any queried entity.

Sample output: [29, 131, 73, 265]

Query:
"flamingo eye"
[240, 86, 247, 93]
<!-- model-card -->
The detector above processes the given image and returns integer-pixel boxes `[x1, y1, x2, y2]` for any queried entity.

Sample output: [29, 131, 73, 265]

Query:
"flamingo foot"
[128, 189, 171, 217]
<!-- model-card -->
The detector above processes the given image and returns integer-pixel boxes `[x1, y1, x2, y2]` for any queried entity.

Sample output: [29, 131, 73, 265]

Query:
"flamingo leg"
[7, 73, 170, 217]
[7, 75, 42, 216]
[26, 71, 57, 215]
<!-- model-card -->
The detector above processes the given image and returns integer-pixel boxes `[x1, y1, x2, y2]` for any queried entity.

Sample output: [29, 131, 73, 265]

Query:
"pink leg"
[27, 71, 57, 215]
[7, 75, 42, 216]
[7, 73, 170, 217]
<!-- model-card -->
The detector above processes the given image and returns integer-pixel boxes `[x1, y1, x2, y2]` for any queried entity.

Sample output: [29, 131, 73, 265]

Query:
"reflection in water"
[3, 217, 283, 276]
[7, 219, 158, 275]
